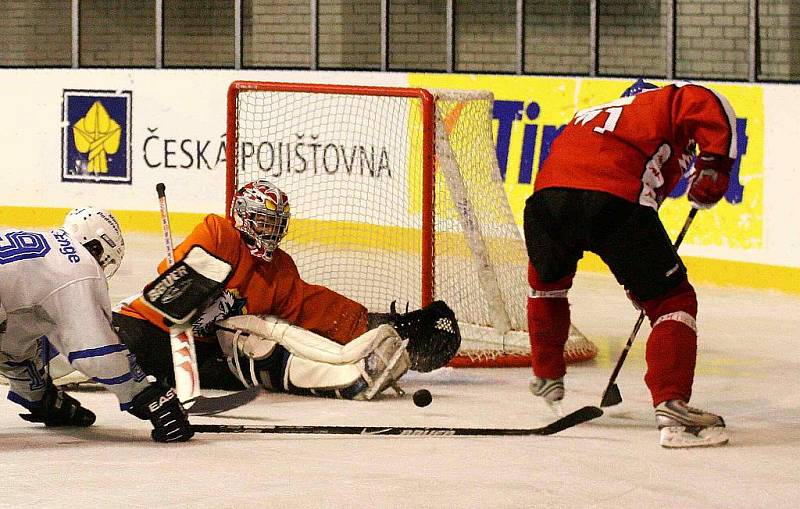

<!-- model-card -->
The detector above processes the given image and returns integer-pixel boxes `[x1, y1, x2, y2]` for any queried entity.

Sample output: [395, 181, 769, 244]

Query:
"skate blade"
[535, 398, 565, 418]
[660, 426, 729, 448]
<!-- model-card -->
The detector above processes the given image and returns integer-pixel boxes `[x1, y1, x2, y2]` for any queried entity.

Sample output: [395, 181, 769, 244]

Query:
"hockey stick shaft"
[600, 208, 698, 406]
[192, 405, 603, 437]
[154, 183, 262, 415]
[156, 183, 201, 403]
[156, 183, 176, 266]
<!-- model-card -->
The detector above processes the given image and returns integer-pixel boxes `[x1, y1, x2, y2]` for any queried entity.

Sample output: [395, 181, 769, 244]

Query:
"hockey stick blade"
[600, 384, 622, 408]
[534, 405, 603, 435]
[185, 386, 262, 416]
[191, 405, 603, 436]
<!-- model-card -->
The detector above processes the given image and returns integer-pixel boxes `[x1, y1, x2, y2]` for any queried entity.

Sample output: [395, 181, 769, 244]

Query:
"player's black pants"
[524, 188, 686, 301]
[112, 313, 244, 390]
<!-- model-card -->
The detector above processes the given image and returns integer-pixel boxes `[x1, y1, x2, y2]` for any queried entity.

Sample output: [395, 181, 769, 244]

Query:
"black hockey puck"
[412, 389, 432, 407]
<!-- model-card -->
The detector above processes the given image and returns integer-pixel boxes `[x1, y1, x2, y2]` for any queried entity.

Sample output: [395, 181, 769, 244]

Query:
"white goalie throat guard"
[62, 207, 125, 279]
[230, 180, 290, 262]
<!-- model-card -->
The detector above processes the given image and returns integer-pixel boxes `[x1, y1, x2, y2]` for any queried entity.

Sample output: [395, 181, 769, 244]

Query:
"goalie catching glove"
[368, 300, 461, 373]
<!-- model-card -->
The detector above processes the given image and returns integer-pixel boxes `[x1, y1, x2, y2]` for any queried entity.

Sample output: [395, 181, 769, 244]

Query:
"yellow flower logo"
[72, 100, 121, 173]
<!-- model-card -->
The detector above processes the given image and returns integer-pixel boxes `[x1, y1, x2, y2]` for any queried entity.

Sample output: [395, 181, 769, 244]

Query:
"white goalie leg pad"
[218, 315, 389, 365]
[216, 326, 278, 360]
[352, 326, 410, 400]
[284, 324, 410, 400]
[285, 356, 362, 390]
[217, 316, 410, 399]
[216, 326, 278, 388]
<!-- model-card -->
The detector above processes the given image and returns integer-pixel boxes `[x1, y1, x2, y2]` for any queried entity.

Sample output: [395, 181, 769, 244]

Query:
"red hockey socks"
[644, 319, 697, 404]
[639, 280, 699, 406]
[527, 264, 573, 380]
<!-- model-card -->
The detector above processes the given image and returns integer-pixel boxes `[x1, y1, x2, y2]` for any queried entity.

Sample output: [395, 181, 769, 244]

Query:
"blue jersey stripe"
[7, 390, 41, 410]
[91, 372, 133, 385]
[68, 344, 128, 362]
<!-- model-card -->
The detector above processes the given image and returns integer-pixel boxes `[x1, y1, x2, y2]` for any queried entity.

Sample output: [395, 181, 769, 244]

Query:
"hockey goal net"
[226, 81, 596, 368]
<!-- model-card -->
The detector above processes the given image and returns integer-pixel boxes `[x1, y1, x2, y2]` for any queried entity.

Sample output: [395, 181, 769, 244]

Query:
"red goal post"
[226, 80, 596, 368]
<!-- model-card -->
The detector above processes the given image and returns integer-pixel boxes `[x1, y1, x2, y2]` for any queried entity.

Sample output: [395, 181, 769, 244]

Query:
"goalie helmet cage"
[225, 81, 596, 368]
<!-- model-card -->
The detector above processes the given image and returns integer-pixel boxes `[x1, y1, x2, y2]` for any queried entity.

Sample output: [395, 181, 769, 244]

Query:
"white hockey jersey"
[0, 227, 149, 410]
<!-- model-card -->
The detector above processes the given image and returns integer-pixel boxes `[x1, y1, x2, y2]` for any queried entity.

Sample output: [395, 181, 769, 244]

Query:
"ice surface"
[1, 232, 798, 508]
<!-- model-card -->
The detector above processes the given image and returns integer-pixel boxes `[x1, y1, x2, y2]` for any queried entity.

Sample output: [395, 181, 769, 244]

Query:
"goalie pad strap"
[142, 246, 232, 325]
[216, 326, 278, 360]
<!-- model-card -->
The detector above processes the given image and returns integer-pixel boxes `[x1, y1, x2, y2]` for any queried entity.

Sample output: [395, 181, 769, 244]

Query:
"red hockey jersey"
[534, 83, 738, 209]
[120, 214, 369, 344]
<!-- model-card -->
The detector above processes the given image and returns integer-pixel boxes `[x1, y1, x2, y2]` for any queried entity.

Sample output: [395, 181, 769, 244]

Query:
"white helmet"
[230, 180, 290, 262]
[62, 207, 125, 278]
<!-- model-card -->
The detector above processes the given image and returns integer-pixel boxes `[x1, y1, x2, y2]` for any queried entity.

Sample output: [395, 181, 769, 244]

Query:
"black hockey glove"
[19, 382, 96, 427]
[368, 300, 461, 373]
[129, 383, 194, 443]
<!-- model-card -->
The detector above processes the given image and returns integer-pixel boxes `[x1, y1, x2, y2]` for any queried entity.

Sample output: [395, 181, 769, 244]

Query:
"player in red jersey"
[525, 79, 736, 447]
[113, 180, 458, 402]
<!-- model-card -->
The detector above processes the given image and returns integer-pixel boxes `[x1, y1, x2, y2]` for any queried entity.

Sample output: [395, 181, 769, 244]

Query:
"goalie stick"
[191, 405, 602, 436]
[600, 207, 698, 408]
[156, 183, 260, 416]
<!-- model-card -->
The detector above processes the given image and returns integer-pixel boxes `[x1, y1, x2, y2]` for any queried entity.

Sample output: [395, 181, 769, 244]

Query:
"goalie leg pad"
[219, 315, 387, 365]
[283, 326, 409, 401]
[217, 327, 280, 388]
[354, 328, 410, 400]
[216, 326, 278, 361]
[285, 356, 362, 393]
[142, 246, 233, 325]
[219, 316, 409, 400]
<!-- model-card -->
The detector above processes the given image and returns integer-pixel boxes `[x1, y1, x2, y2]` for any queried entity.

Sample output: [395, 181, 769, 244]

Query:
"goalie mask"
[62, 207, 125, 279]
[231, 180, 290, 262]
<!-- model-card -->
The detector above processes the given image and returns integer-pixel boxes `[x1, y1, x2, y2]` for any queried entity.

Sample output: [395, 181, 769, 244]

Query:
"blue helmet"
[620, 78, 659, 98]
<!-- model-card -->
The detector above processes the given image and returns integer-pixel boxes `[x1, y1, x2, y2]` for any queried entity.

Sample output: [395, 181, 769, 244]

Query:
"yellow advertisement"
[409, 74, 764, 250]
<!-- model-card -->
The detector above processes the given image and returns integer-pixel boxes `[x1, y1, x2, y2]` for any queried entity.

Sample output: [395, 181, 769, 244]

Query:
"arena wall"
[0, 69, 796, 293]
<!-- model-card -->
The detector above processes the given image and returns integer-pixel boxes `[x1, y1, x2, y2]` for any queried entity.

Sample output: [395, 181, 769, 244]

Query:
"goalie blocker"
[142, 246, 233, 326]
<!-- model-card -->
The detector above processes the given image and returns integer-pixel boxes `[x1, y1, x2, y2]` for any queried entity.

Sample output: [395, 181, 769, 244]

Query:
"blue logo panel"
[62, 90, 132, 184]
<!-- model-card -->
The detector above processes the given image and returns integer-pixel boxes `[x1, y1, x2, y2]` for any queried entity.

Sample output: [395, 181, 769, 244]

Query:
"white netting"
[230, 83, 596, 367]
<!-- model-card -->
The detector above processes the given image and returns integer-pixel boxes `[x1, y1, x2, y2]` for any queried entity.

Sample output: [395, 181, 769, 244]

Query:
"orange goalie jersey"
[120, 214, 369, 344]
[534, 83, 738, 209]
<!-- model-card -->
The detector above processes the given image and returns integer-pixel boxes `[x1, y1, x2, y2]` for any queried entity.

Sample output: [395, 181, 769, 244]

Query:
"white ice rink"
[1, 232, 799, 509]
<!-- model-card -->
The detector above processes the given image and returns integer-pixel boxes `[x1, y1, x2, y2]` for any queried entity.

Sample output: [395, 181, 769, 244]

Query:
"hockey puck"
[412, 389, 432, 407]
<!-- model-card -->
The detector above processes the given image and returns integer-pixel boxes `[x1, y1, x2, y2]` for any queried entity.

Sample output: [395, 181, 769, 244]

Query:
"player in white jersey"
[0, 207, 193, 442]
